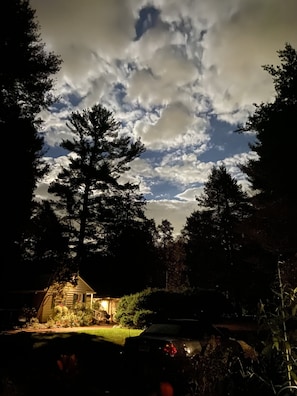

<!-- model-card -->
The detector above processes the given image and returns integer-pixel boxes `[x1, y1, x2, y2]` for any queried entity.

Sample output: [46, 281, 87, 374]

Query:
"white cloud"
[176, 187, 205, 202]
[145, 199, 198, 235]
[31, 0, 297, 234]
[155, 158, 213, 186]
[135, 102, 208, 149]
[200, 0, 297, 122]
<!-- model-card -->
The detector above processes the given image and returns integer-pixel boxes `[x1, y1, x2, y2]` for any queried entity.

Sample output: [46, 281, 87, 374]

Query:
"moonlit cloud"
[135, 102, 207, 149]
[31, 0, 297, 235]
[146, 199, 199, 236]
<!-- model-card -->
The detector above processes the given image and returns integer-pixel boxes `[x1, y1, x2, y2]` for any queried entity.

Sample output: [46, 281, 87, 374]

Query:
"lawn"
[0, 327, 142, 396]
[0, 324, 278, 396]
[76, 326, 142, 345]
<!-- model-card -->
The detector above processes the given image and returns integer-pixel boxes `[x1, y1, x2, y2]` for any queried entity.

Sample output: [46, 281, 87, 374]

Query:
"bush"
[115, 287, 235, 329]
[47, 303, 95, 328]
[54, 304, 68, 316]
[133, 309, 155, 329]
[114, 294, 141, 328]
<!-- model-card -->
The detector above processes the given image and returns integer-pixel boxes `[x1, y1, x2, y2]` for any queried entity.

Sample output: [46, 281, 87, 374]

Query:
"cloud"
[31, 0, 297, 234]
[201, 0, 297, 120]
[135, 102, 208, 149]
[145, 199, 198, 235]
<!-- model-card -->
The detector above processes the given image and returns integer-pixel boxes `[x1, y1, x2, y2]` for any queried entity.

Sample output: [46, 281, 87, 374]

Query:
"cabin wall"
[37, 276, 96, 323]
[38, 291, 53, 323]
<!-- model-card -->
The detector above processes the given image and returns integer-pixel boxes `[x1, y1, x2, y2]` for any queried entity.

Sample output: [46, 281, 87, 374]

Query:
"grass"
[0, 326, 273, 396]
[0, 327, 144, 396]
[75, 327, 142, 345]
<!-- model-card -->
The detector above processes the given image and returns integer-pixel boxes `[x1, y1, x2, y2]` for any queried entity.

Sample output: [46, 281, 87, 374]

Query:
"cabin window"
[73, 293, 85, 304]
[73, 293, 79, 304]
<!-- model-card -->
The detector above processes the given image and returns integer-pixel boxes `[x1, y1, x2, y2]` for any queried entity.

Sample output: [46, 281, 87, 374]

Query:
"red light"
[162, 342, 178, 357]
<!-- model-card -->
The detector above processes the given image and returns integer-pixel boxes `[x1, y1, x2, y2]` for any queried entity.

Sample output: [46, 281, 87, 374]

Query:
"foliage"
[237, 43, 297, 257]
[21, 201, 73, 283]
[115, 287, 236, 328]
[238, 43, 297, 201]
[181, 44, 297, 312]
[48, 303, 95, 328]
[155, 221, 189, 291]
[18, 305, 38, 327]
[192, 338, 249, 396]
[252, 260, 297, 395]
[114, 291, 149, 328]
[132, 309, 156, 329]
[182, 165, 254, 308]
[1, 0, 62, 284]
[102, 218, 162, 295]
[48, 103, 146, 271]
[115, 288, 183, 328]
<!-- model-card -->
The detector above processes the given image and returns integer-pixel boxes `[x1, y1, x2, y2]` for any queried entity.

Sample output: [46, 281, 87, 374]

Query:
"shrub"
[19, 305, 37, 325]
[54, 304, 68, 316]
[29, 317, 40, 329]
[133, 309, 155, 329]
[47, 303, 95, 328]
[114, 295, 137, 328]
[115, 287, 234, 328]
[246, 260, 297, 395]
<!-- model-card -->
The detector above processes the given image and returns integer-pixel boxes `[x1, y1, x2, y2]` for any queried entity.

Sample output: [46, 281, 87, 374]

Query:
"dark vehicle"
[122, 318, 256, 396]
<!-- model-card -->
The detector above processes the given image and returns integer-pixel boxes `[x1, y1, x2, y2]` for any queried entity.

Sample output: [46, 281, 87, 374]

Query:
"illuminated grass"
[76, 327, 142, 345]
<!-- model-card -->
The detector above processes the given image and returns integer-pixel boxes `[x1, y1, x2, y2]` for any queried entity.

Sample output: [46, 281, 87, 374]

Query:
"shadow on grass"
[0, 330, 276, 396]
[0, 331, 130, 396]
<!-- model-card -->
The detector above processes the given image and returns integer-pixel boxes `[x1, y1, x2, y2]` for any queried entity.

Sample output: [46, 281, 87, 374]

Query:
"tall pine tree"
[182, 165, 251, 305]
[1, 0, 62, 285]
[237, 43, 297, 258]
[48, 103, 146, 278]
